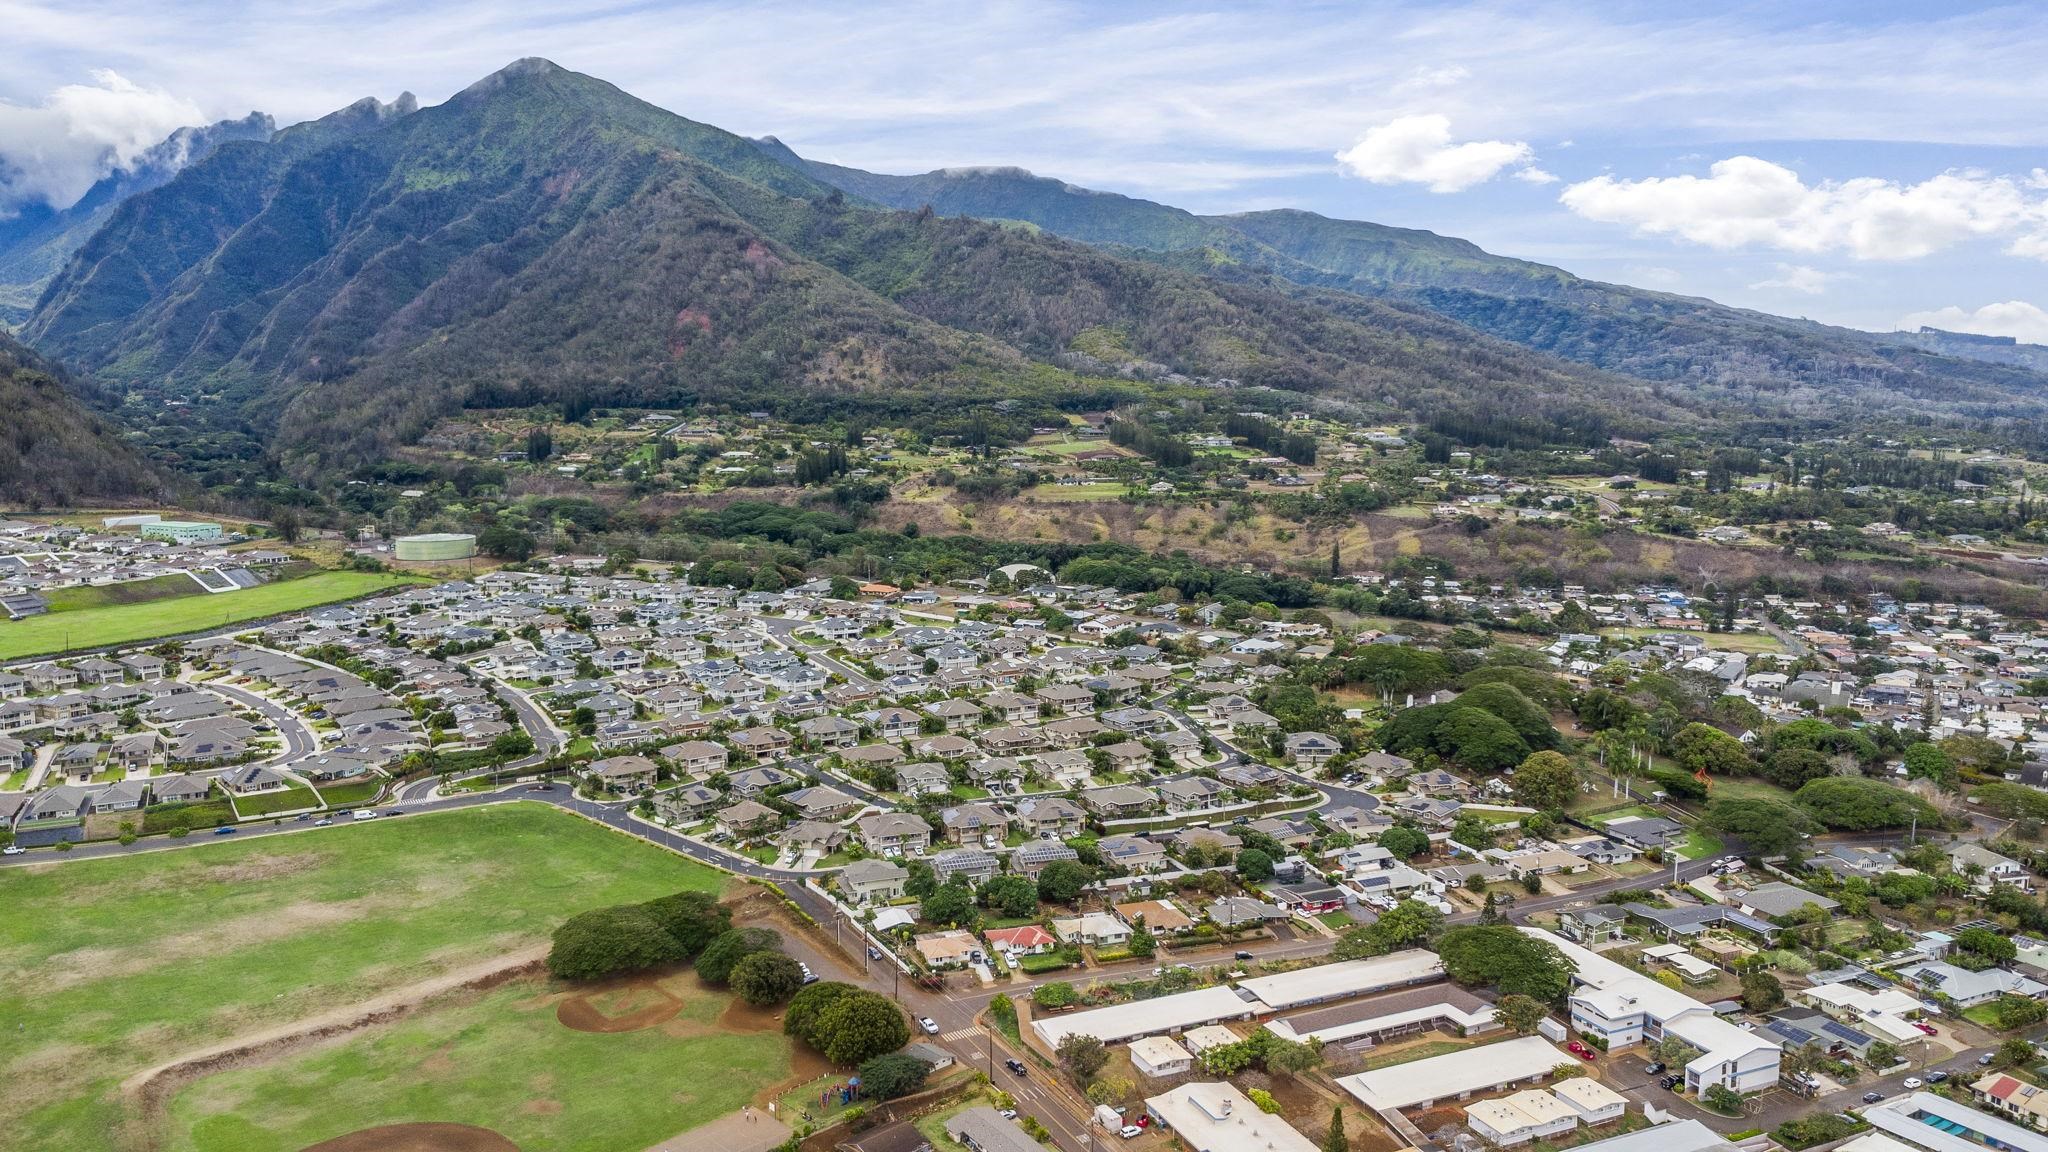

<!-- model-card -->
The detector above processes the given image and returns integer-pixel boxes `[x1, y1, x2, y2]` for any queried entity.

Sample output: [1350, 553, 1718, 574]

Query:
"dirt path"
[119, 945, 549, 1151]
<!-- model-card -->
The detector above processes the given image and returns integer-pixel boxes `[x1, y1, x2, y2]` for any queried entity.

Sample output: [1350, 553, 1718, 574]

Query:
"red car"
[1914, 1021, 1939, 1036]
[1567, 1041, 1596, 1061]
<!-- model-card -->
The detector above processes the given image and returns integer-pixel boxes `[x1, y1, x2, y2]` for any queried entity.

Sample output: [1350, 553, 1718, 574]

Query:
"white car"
[919, 1016, 940, 1035]
[1903, 1077, 1924, 1090]
[1, 845, 22, 855]
[1119, 1126, 1144, 1139]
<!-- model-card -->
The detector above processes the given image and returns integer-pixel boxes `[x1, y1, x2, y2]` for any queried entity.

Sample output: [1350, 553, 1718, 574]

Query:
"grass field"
[1600, 627, 1785, 654]
[228, 783, 320, 816]
[0, 803, 726, 1152]
[0, 570, 426, 659]
[40, 573, 201, 612]
[168, 975, 789, 1152]
[1020, 482, 1129, 502]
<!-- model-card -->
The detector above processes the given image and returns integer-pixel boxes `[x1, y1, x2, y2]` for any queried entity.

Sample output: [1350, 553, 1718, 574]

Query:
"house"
[1284, 731, 1342, 770]
[1115, 898, 1193, 935]
[932, 848, 1001, 884]
[896, 761, 954, 797]
[1034, 683, 1095, 716]
[1949, 842, 2035, 891]
[1097, 834, 1168, 873]
[798, 715, 861, 749]
[1081, 784, 1156, 818]
[665, 739, 729, 776]
[218, 765, 291, 795]
[1464, 1090, 1582, 1148]
[1732, 882, 1840, 922]
[1036, 749, 1094, 789]
[915, 929, 982, 969]
[1015, 796, 1086, 838]
[1267, 882, 1348, 917]
[985, 924, 1058, 956]
[783, 784, 862, 820]
[1159, 776, 1228, 813]
[587, 755, 660, 792]
[1973, 1073, 2048, 1130]
[945, 1108, 1042, 1152]
[1100, 740, 1153, 775]
[1559, 907, 1627, 944]
[1052, 912, 1132, 947]
[728, 765, 797, 797]
[940, 802, 1010, 844]
[924, 698, 984, 732]
[1896, 961, 2048, 1008]
[148, 774, 213, 806]
[657, 783, 723, 821]
[782, 819, 850, 856]
[1208, 896, 1288, 928]
[714, 799, 783, 837]
[1604, 816, 1685, 849]
[1013, 841, 1081, 875]
[1145, 1084, 1317, 1152]
[1129, 1035, 1195, 1079]
[729, 726, 793, 762]
[857, 812, 933, 855]
[840, 859, 911, 905]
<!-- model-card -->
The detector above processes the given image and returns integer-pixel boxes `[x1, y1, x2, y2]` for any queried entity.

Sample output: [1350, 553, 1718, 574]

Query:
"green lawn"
[0, 571, 426, 659]
[0, 802, 727, 1152]
[1021, 482, 1130, 502]
[228, 782, 320, 817]
[1675, 829, 1725, 861]
[1600, 627, 1784, 654]
[168, 976, 788, 1152]
[311, 779, 384, 808]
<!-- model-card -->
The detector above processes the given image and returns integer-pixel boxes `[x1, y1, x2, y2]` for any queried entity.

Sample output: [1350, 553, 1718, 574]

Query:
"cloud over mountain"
[0, 70, 203, 215]
[1560, 156, 2048, 261]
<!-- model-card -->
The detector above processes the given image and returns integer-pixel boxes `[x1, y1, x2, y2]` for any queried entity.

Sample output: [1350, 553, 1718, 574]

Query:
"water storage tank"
[394, 532, 477, 561]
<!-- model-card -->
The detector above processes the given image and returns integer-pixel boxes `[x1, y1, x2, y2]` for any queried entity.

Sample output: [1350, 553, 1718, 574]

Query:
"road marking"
[942, 1026, 986, 1041]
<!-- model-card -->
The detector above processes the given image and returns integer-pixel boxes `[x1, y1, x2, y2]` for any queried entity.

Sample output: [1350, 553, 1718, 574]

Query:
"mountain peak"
[458, 57, 572, 98]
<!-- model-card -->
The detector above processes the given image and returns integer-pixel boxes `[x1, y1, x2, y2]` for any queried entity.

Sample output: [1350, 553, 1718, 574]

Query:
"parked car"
[867, 946, 883, 961]
[1914, 1021, 1939, 1035]
[1981, 1053, 1997, 1065]
[1119, 1126, 1143, 1140]
[1903, 1078, 1924, 1090]
[1658, 1075, 1683, 1091]
[1928, 1072, 1949, 1085]
[919, 1016, 940, 1035]
[1643, 1062, 1666, 1076]
[999, 1109, 1018, 1120]
[1863, 1092, 1886, 1104]
[1567, 1040, 1595, 1060]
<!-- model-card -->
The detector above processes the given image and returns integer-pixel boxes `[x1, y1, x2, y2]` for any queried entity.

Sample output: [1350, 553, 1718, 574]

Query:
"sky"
[3, 0, 2047, 341]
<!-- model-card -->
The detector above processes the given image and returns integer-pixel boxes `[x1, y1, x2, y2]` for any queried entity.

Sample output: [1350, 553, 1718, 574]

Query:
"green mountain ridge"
[0, 330, 160, 508]
[0, 112, 275, 326]
[24, 59, 1658, 480]
[751, 143, 2048, 422]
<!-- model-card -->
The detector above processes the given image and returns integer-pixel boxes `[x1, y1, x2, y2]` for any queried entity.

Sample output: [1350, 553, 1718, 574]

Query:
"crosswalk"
[942, 1025, 985, 1042]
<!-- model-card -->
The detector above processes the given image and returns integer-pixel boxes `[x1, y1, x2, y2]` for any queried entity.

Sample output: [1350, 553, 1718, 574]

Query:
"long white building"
[1522, 926, 1780, 1094]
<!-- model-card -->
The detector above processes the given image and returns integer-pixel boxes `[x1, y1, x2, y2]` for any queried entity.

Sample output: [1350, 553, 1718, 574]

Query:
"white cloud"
[1899, 300, 2048, 346]
[0, 69, 203, 214]
[1748, 263, 1836, 295]
[1559, 156, 2048, 261]
[1513, 166, 1558, 185]
[1335, 115, 1538, 193]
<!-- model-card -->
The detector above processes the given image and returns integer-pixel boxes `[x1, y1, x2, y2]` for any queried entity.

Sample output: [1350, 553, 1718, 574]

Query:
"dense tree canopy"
[1794, 777, 1940, 831]
[547, 905, 686, 980]
[694, 927, 784, 984]
[1437, 924, 1574, 1001]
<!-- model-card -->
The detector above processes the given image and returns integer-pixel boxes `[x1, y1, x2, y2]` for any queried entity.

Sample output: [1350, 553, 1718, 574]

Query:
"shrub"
[1247, 1088, 1282, 1114]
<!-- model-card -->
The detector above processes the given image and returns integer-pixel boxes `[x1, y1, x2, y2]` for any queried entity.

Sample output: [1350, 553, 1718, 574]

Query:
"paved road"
[204, 678, 320, 765]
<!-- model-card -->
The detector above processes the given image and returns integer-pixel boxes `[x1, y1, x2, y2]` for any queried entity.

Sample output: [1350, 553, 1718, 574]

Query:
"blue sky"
[4, 0, 2046, 340]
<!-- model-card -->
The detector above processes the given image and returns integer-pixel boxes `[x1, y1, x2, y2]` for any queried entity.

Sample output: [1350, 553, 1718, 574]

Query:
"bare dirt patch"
[555, 976, 684, 1034]
[301, 1121, 519, 1152]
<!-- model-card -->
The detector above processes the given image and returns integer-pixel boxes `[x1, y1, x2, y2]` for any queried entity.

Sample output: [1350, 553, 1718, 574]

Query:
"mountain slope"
[0, 331, 158, 507]
[0, 113, 274, 326]
[26, 60, 1655, 479]
[755, 148, 2048, 421]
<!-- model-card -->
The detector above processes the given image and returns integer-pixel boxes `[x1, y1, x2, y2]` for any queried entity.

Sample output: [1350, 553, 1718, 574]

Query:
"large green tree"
[639, 890, 732, 956]
[547, 905, 686, 980]
[1510, 750, 1579, 812]
[857, 1052, 933, 1100]
[694, 927, 783, 984]
[1436, 925, 1573, 1001]
[1670, 723, 1753, 777]
[731, 951, 806, 1006]
[1702, 798, 1817, 857]
[818, 992, 912, 1065]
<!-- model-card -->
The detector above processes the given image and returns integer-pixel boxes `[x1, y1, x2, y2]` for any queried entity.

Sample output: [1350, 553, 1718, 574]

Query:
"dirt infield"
[302, 1122, 520, 1152]
[555, 976, 685, 1033]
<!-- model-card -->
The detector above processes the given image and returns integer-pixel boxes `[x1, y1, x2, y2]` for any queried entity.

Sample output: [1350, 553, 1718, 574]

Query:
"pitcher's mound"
[556, 977, 685, 1033]
[303, 1122, 518, 1152]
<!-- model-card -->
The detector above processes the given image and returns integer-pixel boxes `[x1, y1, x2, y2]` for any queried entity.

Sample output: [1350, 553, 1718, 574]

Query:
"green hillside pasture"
[0, 803, 726, 1152]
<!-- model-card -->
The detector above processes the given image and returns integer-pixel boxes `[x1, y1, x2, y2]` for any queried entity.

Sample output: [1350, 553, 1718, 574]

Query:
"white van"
[351, 809, 379, 821]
